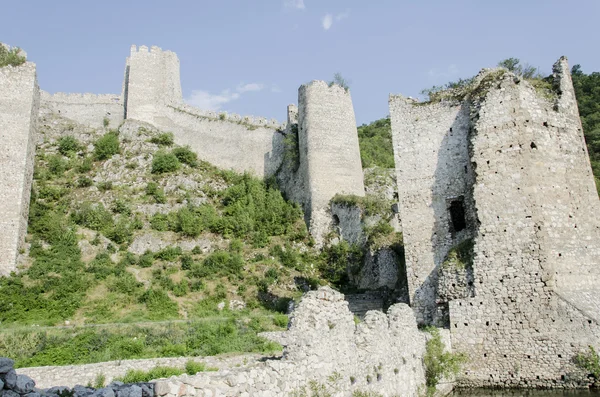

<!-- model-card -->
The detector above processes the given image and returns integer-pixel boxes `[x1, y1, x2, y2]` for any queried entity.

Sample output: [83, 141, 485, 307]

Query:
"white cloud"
[284, 0, 305, 10]
[322, 11, 349, 31]
[186, 82, 265, 111]
[322, 14, 333, 30]
[237, 83, 265, 93]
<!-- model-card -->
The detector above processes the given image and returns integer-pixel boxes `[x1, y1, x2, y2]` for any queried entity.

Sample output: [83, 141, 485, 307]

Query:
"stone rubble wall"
[388, 97, 475, 325]
[16, 355, 262, 389]
[449, 58, 600, 388]
[152, 287, 426, 396]
[0, 51, 39, 276]
[39, 91, 124, 129]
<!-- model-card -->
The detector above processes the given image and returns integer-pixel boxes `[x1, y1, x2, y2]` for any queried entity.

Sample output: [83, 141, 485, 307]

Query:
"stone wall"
[0, 50, 39, 276]
[390, 58, 600, 387]
[39, 91, 124, 129]
[123, 45, 285, 178]
[152, 287, 426, 396]
[16, 355, 261, 389]
[389, 96, 475, 325]
[449, 59, 600, 388]
[296, 81, 366, 244]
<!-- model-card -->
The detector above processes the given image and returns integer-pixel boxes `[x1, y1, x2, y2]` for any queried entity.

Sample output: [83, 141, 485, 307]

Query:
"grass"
[0, 319, 283, 368]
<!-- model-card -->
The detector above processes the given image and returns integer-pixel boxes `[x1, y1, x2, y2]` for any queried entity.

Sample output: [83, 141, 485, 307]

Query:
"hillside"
[0, 115, 369, 367]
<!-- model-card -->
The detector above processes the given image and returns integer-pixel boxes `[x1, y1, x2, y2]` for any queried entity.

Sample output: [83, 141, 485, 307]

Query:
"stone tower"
[123, 45, 182, 122]
[0, 46, 39, 276]
[296, 81, 366, 242]
[390, 58, 600, 387]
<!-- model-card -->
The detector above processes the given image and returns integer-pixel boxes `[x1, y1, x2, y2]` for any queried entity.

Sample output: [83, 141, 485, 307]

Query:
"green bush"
[172, 146, 198, 167]
[94, 131, 120, 160]
[57, 136, 81, 156]
[155, 246, 183, 261]
[149, 132, 175, 147]
[423, 327, 467, 395]
[77, 176, 93, 188]
[151, 151, 180, 174]
[72, 203, 114, 231]
[77, 157, 93, 173]
[575, 346, 600, 379]
[357, 117, 394, 168]
[138, 288, 179, 320]
[0, 45, 26, 67]
[138, 250, 155, 268]
[188, 250, 244, 279]
[48, 155, 69, 176]
[145, 182, 167, 204]
[185, 360, 215, 375]
[117, 366, 184, 383]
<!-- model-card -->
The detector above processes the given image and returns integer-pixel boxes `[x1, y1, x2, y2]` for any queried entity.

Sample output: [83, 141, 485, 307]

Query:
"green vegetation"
[0, 320, 282, 368]
[0, 45, 26, 67]
[151, 150, 181, 174]
[571, 65, 600, 192]
[423, 327, 467, 395]
[329, 72, 350, 92]
[94, 130, 120, 160]
[442, 239, 474, 270]
[115, 361, 216, 382]
[116, 366, 184, 382]
[149, 132, 174, 147]
[575, 346, 600, 380]
[57, 136, 81, 156]
[357, 118, 394, 169]
[172, 146, 198, 167]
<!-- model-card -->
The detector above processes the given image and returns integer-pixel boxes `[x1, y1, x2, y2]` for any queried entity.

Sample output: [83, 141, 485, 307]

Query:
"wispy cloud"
[284, 0, 305, 10]
[186, 82, 265, 111]
[322, 14, 333, 30]
[271, 85, 282, 93]
[322, 11, 349, 31]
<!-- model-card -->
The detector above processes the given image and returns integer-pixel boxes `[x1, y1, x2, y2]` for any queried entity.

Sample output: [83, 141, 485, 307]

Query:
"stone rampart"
[40, 91, 124, 129]
[152, 287, 426, 396]
[0, 51, 39, 276]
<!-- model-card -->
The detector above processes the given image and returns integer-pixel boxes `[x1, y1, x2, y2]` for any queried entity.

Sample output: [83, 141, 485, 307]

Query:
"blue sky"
[3, 0, 599, 124]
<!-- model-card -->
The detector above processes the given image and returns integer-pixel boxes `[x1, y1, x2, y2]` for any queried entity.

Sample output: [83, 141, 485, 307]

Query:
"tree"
[497, 58, 540, 79]
[330, 72, 350, 91]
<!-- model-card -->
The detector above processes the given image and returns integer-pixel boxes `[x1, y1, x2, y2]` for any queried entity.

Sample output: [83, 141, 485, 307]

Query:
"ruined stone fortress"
[1, 43, 600, 390]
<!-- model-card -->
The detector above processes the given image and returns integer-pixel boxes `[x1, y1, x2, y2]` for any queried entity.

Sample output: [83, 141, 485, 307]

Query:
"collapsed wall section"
[0, 55, 39, 276]
[39, 91, 123, 128]
[297, 81, 365, 242]
[449, 60, 600, 387]
[388, 96, 475, 325]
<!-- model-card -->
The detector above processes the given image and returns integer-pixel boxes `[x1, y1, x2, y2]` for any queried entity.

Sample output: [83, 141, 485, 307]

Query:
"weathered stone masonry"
[0, 49, 39, 276]
[390, 58, 600, 387]
[0, 44, 367, 273]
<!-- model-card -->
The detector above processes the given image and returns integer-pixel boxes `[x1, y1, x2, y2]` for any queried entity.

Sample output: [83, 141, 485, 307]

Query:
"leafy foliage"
[575, 345, 600, 379]
[57, 136, 81, 156]
[357, 118, 394, 168]
[151, 150, 181, 174]
[329, 72, 350, 91]
[94, 131, 120, 160]
[571, 65, 600, 192]
[423, 327, 467, 395]
[172, 146, 198, 167]
[149, 132, 174, 147]
[0, 45, 26, 67]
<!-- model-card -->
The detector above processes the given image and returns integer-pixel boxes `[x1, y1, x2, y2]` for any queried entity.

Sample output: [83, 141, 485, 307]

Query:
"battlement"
[173, 103, 283, 130]
[41, 91, 121, 104]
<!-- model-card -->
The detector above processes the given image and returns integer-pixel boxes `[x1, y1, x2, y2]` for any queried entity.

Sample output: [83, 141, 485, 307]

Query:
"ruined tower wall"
[39, 91, 123, 129]
[297, 81, 365, 242]
[448, 62, 600, 388]
[388, 97, 474, 325]
[0, 58, 39, 276]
